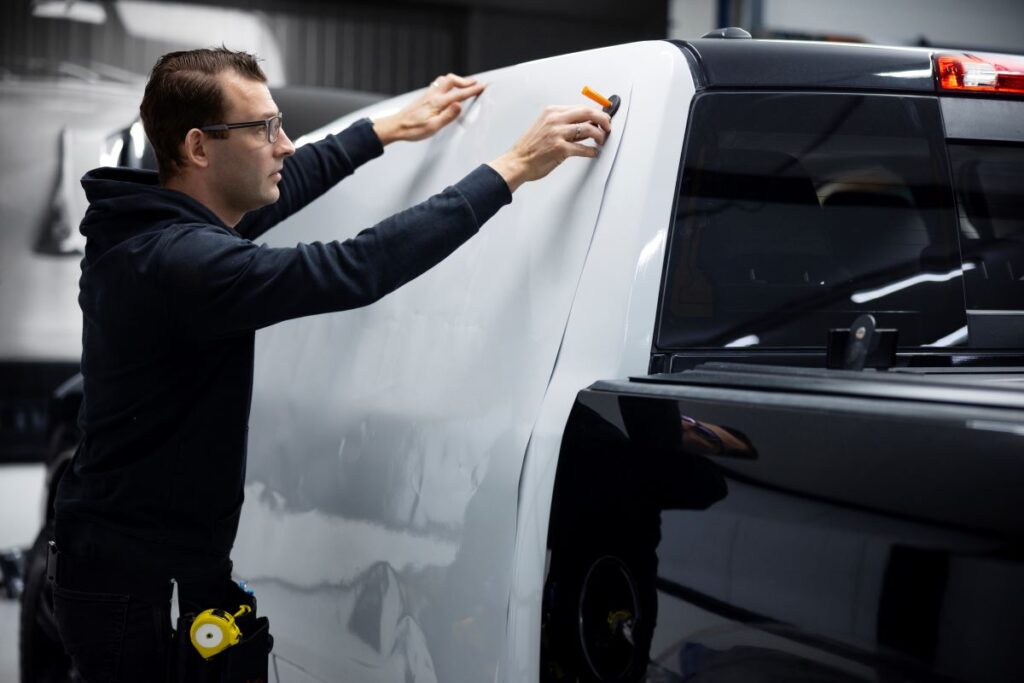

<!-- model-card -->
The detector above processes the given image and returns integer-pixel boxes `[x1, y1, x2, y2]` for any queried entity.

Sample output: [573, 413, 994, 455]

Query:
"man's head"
[140, 48, 294, 224]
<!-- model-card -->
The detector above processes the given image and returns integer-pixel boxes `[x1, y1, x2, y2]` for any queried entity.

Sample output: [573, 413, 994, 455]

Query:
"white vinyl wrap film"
[235, 50, 631, 683]
[231, 41, 693, 683]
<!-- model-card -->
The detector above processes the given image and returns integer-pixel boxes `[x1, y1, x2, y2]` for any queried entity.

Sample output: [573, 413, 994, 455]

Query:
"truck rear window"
[949, 143, 1024, 312]
[657, 92, 966, 350]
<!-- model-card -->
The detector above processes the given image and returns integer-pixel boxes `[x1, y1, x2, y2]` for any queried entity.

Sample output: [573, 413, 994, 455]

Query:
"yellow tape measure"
[189, 604, 251, 659]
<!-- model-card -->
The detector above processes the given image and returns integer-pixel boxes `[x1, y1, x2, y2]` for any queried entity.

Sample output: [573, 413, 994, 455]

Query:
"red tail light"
[935, 53, 1024, 95]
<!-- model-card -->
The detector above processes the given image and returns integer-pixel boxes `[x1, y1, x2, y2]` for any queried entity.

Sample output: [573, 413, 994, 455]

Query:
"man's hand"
[373, 74, 486, 145]
[487, 106, 612, 193]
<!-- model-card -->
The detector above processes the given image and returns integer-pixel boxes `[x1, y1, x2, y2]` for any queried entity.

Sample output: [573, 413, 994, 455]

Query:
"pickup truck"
[21, 32, 1024, 683]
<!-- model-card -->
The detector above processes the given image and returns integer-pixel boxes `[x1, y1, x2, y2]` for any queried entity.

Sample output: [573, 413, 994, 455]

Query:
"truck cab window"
[949, 144, 1024, 324]
[658, 93, 966, 350]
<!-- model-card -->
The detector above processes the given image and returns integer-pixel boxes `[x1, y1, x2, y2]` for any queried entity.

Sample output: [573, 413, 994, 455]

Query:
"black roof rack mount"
[701, 27, 752, 39]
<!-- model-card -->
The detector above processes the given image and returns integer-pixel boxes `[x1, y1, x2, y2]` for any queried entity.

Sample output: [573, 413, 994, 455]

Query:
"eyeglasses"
[200, 113, 283, 144]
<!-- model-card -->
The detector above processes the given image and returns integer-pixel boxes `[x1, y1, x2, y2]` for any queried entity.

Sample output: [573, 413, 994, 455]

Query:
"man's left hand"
[373, 74, 485, 145]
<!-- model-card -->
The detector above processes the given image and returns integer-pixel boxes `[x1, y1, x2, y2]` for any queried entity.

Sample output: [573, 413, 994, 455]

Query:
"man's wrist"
[487, 153, 527, 194]
[372, 115, 401, 146]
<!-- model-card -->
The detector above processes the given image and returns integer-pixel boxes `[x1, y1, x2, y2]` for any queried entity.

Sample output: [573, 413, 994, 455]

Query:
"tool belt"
[48, 541, 272, 683]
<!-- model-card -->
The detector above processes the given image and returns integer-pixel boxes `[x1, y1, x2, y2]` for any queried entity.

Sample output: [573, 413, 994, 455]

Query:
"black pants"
[52, 581, 174, 682]
[52, 553, 254, 683]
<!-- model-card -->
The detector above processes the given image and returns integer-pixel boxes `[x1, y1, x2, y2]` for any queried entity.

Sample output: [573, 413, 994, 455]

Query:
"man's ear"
[180, 128, 210, 170]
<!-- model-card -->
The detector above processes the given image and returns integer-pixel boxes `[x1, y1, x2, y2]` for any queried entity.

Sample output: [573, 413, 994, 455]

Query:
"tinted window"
[949, 143, 1024, 312]
[658, 93, 966, 350]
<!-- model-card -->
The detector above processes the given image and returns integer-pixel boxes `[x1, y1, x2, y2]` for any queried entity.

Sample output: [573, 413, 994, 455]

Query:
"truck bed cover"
[622, 362, 1024, 411]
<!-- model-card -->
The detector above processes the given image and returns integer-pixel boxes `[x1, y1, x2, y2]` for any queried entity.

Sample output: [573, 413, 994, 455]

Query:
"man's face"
[205, 71, 295, 218]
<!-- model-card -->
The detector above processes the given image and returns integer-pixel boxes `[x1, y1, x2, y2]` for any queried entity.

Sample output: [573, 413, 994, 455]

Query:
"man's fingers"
[579, 122, 607, 145]
[564, 142, 600, 158]
[437, 81, 486, 107]
[446, 73, 478, 88]
[576, 109, 613, 133]
[561, 121, 608, 146]
[550, 105, 612, 132]
[432, 73, 478, 91]
[437, 102, 461, 126]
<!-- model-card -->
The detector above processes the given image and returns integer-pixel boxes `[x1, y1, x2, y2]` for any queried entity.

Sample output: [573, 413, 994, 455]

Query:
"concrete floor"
[0, 598, 18, 682]
[0, 463, 47, 683]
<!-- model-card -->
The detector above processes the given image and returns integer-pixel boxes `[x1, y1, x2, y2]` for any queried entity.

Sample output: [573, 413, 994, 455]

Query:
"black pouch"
[221, 614, 272, 683]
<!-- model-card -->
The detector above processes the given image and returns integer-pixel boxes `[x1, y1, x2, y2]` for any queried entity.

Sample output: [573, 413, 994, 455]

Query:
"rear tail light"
[935, 53, 1024, 95]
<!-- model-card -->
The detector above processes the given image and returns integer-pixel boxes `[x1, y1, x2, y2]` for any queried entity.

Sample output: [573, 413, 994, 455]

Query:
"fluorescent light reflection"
[851, 263, 975, 304]
[634, 230, 667, 284]
[877, 69, 933, 79]
[129, 121, 146, 159]
[968, 420, 1024, 437]
[115, 2, 286, 85]
[100, 137, 123, 167]
[33, 1, 107, 24]
[924, 325, 968, 347]
[725, 334, 760, 348]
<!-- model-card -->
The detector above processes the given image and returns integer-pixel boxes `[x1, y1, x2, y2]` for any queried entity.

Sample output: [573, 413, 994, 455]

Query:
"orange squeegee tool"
[581, 85, 621, 117]
[581, 85, 612, 108]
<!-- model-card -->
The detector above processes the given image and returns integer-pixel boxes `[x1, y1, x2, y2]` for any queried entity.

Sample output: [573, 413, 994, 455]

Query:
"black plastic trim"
[659, 349, 1024, 373]
[674, 40, 707, 90]
[941, 97, 1024, 143]
[670, 39, 936, 93]
[630, 362, 1024, 410]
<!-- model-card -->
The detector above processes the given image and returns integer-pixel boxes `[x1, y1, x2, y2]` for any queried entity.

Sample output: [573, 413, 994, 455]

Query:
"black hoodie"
[54, 119, 511, 580]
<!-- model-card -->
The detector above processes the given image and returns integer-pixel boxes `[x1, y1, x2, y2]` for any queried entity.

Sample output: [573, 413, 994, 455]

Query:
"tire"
[542, 533, 658, 683]
[19, 522, 77, 683]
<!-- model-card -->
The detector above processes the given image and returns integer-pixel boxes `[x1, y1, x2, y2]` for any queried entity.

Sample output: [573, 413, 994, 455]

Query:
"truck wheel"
[543, 539, 657, 683]
[19, 522, 76, 683]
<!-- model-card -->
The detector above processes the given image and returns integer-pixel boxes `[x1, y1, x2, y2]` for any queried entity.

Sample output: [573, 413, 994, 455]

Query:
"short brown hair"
[139, 47, 267, 181]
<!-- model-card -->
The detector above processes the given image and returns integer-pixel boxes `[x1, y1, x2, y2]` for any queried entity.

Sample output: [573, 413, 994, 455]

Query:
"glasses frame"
[200, 112, 283, 144]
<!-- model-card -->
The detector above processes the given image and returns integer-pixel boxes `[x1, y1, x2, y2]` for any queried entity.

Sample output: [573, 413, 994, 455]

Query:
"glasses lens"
[268, 116, 281, 143]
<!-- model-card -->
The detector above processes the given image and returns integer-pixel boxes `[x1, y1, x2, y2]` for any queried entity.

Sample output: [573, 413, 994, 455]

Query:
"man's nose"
[275, 129, 296, 157]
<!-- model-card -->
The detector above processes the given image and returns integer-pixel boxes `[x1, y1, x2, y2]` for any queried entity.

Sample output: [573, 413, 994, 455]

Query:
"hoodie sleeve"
[234, 118, 384, 241]
[158, 165, 511, 339]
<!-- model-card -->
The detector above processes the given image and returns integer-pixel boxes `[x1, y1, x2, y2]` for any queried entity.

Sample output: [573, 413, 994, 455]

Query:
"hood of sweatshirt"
[79, 167, 229, 261]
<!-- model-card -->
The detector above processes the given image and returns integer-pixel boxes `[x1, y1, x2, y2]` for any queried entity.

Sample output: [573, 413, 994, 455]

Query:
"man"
[50, 47, 610, 681]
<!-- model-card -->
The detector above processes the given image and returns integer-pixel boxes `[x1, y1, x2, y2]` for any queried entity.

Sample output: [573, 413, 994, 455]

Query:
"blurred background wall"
[1, 0, 668, 95]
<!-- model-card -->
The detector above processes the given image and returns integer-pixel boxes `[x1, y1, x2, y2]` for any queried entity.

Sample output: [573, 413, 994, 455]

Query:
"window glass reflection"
[659, 93, 966, 349]
[948, 143, 1024, 312]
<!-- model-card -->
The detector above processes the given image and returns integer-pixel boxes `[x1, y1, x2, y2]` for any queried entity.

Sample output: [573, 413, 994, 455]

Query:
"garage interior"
[2, 0, 1023, 681]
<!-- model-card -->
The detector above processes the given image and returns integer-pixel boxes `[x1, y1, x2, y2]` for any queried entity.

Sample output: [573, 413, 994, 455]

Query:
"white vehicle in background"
[0, 0, 292, 468]
[24, 32, 1024, 683]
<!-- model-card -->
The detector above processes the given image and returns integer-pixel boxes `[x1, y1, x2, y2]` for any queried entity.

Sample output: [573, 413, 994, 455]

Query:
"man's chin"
[258, 187, 281, 207]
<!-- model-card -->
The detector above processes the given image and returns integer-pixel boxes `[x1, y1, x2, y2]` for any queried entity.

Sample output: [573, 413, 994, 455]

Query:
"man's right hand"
[488, 106, 612, 193]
